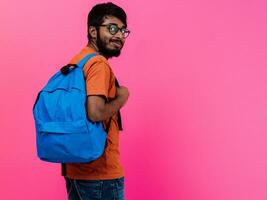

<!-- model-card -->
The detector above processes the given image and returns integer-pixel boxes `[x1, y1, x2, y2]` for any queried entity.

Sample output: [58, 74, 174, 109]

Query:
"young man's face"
[96, 15, 127, 58]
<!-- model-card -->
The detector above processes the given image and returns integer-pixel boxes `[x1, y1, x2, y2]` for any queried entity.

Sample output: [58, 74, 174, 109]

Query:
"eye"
[109, 25, 118, 34]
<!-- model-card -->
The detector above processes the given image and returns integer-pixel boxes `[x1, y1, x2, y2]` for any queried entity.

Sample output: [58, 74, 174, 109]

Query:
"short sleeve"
[84, 60, 111, 100]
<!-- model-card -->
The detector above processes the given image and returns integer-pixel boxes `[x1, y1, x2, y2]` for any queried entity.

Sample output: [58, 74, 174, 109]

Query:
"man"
[62, 2, 130, 200]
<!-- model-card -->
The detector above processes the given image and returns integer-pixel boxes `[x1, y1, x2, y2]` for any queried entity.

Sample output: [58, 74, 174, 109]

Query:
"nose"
[115, 30, 124, 40]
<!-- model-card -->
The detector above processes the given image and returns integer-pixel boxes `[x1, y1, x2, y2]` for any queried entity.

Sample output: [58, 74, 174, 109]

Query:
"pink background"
[1, 0, 267, 199]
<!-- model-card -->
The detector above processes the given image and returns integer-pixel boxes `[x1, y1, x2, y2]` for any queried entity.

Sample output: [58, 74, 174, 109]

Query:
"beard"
[96, 31, 122, 58]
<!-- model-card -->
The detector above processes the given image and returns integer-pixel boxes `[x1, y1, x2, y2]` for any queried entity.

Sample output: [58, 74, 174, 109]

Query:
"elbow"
[87, 114, 99, 122]
[87, 107, 104, 122]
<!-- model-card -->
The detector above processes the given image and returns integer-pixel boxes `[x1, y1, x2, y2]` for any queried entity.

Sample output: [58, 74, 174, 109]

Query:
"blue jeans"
[64, 177, 124, 200]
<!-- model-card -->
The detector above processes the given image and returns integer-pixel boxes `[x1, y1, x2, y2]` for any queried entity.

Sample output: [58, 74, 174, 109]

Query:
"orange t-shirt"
[61, 46, 124, 180]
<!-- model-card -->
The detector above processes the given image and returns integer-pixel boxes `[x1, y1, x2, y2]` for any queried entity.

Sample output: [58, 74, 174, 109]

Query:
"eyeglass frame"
[98, 23, 130, 38]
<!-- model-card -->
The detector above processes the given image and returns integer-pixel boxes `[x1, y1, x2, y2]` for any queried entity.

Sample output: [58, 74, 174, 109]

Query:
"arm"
[87, 86, 129, 122]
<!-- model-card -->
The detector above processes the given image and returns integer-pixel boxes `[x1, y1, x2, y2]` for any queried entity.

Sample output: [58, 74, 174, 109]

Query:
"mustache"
[110, 39, 123, 45]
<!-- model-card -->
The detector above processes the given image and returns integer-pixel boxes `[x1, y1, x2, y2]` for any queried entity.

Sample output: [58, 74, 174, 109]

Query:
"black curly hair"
[87, 2, 127, 41]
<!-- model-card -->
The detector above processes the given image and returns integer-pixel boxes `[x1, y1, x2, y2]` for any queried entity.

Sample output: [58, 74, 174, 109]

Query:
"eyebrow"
[106, 23, 126, 29]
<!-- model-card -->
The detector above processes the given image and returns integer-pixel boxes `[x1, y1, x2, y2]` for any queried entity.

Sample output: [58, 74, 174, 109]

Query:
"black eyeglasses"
[99, 23, 130, 38]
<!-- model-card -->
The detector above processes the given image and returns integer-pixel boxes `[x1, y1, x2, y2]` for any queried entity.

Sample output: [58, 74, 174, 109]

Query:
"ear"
[88, 26, 97, 40]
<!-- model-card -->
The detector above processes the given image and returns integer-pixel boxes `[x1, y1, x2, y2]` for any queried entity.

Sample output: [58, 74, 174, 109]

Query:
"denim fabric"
[65, 177, 124, 200]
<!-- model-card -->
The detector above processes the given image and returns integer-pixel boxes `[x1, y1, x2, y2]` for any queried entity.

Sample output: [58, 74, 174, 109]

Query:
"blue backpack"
[33, 53, 109, 163]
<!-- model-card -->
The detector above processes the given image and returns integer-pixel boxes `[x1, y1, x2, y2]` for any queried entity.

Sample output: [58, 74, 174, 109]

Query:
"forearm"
[93, 96, 125, 121]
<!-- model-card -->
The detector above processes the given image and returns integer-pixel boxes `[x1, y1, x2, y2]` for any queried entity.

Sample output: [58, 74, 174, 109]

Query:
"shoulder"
[84, 55, 111, 74]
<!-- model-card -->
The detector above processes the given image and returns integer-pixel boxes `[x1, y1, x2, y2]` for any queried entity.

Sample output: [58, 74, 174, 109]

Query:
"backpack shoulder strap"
[115, 78, 123, 131]
[60, 53, 98, 75]
[78, 53, 114, 133]
[77, 53, 98, 69]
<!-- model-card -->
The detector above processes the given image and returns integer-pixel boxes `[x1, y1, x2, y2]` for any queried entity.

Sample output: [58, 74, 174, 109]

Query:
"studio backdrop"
[0, 0, 267, 199]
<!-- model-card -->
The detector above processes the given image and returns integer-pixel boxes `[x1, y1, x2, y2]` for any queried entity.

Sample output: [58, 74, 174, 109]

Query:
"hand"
[116, 86, 129, 106]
